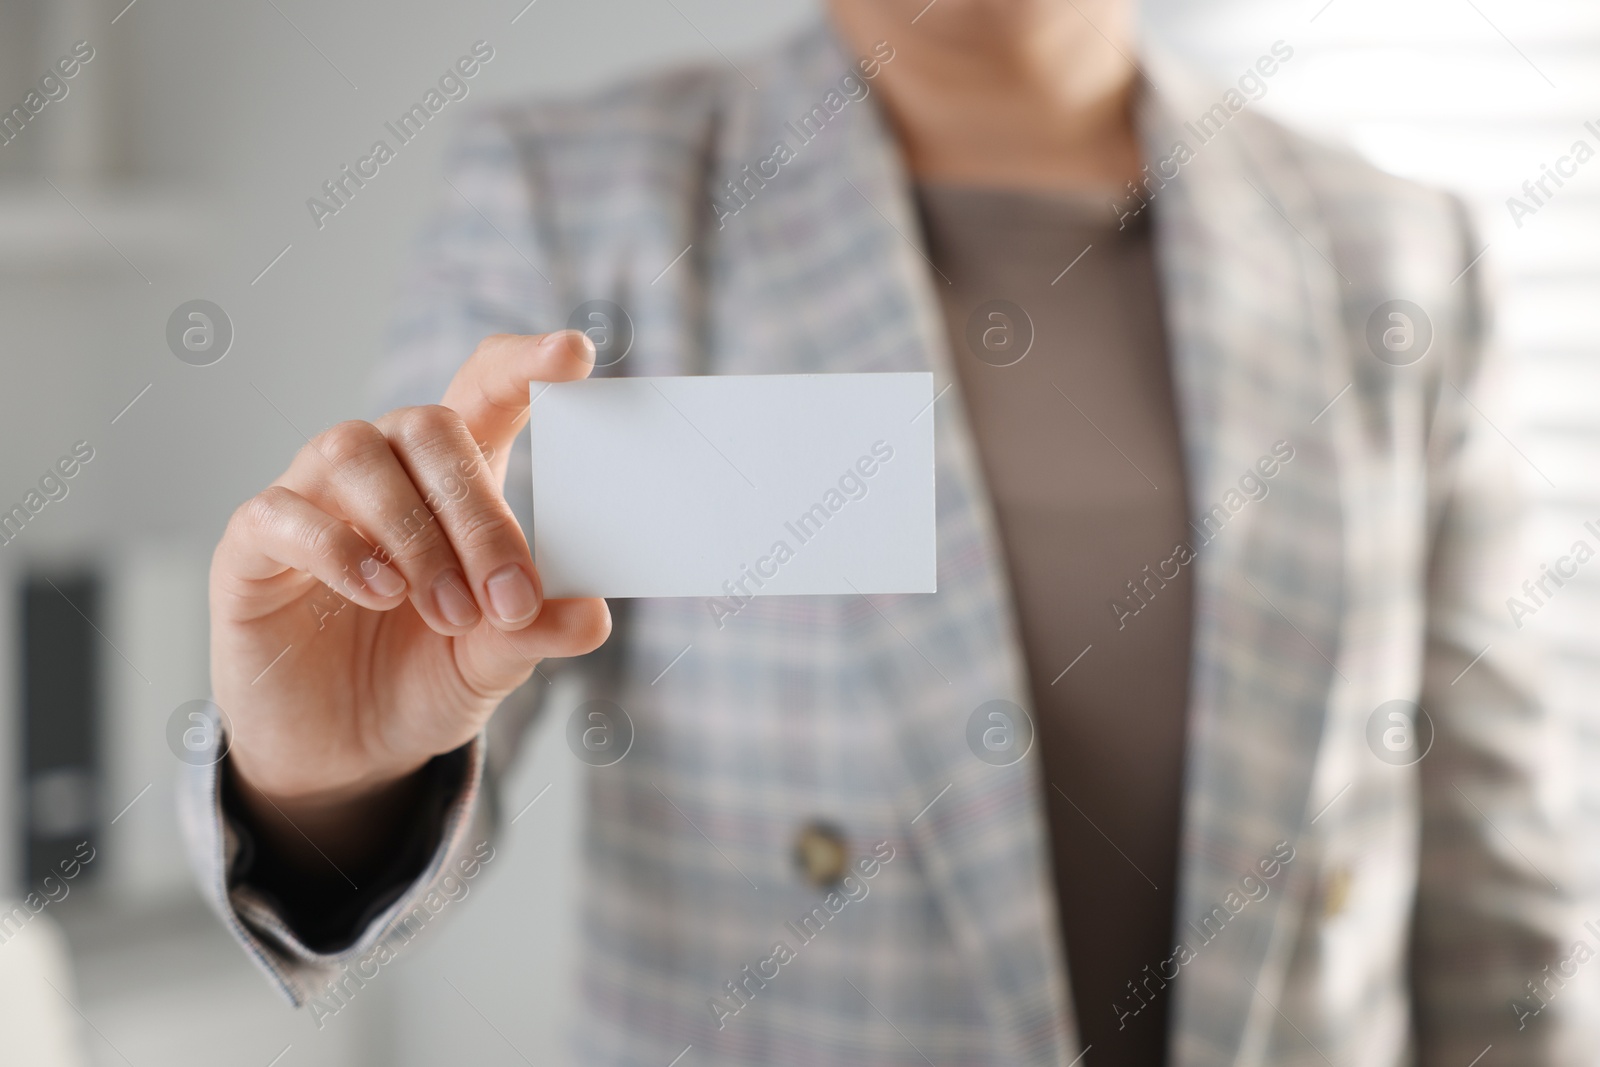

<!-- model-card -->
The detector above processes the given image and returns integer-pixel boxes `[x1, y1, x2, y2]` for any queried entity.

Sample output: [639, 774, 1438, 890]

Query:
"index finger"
[442, 330, 596, 482]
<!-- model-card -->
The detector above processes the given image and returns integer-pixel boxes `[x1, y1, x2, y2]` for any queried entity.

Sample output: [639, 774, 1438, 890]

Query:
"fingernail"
[362, 559, 406, 598]
[433, 572, 480, 628]
[486, 564, 539, 625]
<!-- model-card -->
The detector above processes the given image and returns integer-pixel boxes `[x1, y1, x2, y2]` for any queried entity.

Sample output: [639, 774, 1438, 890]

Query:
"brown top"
[918, 183, 1194, 1066]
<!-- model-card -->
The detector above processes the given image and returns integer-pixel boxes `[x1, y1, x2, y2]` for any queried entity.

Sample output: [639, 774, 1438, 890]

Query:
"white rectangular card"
[529, 372, 937, 599]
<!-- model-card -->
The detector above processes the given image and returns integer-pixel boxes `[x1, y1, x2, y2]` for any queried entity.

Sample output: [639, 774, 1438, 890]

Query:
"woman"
[188, 2, 1577, 1064]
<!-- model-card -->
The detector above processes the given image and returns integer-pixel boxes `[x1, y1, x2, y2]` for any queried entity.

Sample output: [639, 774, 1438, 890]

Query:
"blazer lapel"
[1138, 63, 1349, 1067]
[706, 27, 1076, 1065]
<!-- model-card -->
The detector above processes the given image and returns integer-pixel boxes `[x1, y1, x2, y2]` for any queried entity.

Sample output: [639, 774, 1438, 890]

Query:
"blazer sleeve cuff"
[179, 732, 494, 1008]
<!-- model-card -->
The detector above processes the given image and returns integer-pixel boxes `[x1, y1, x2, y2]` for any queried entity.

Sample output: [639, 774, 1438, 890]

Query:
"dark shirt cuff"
[218, 745, 471, 954]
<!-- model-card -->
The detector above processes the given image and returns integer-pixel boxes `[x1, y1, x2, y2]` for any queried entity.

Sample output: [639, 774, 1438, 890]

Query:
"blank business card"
[529, 373, 937, 600]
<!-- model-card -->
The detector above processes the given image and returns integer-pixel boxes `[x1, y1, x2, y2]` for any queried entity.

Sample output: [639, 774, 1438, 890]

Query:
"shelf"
[0, 184, 213, 275]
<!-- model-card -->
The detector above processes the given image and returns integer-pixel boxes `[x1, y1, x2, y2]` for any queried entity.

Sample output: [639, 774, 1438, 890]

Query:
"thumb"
[442, 331, 597, 485]
[453, 597, 612, 696]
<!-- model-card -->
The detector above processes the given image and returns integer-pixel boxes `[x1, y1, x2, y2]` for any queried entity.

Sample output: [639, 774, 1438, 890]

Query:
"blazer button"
[793, 821, 849, 888]
[1321, 866, 1352, 919]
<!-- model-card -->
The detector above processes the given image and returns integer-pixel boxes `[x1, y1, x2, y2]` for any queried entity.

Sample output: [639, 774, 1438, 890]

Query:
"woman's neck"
[829, 0, 1143, 193]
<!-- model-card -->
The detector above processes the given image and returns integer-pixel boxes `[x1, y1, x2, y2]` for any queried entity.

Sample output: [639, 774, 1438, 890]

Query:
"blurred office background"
[0, 0, 1593, 1063]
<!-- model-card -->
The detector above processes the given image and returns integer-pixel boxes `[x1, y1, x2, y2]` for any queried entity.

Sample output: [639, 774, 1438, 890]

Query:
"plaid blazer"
[182, 21, 1593, 1067]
